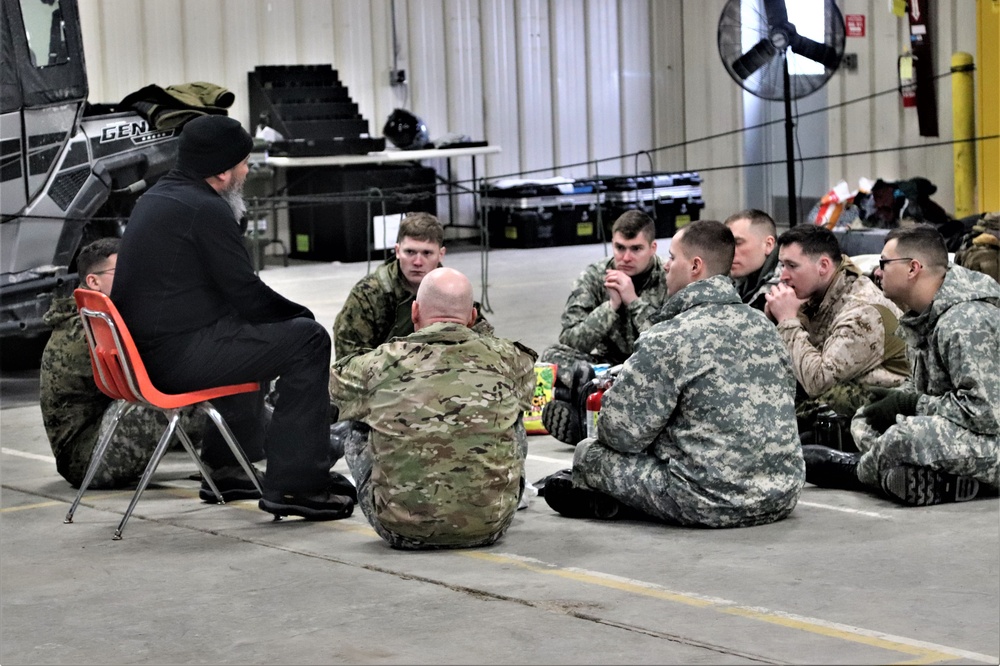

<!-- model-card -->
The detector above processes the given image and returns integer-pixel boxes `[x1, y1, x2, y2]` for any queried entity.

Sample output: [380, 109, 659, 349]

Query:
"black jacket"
[112, 169, 311, 351]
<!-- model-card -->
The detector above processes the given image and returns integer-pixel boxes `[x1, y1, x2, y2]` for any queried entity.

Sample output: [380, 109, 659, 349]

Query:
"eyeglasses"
[878, 257, 912, 271]
[91, 268, 116, 276]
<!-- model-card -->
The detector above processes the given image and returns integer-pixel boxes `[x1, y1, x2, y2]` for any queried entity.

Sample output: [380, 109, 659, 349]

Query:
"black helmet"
[383, 108, 430, 150]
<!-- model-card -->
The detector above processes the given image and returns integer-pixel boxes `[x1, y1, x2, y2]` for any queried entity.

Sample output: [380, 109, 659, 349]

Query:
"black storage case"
[600, 171, 704, 238]
[481, 180, 603, 248]
[248, 64, 385, 156]
[286, 165, 437, 262]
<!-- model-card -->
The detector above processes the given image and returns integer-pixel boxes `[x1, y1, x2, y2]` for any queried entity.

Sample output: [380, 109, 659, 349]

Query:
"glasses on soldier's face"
[877, 257, 912, 271]
[91, 268, 116, 276]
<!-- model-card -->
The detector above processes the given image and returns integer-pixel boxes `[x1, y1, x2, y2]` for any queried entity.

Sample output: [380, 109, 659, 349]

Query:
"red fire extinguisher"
[586, 387, 604, 439]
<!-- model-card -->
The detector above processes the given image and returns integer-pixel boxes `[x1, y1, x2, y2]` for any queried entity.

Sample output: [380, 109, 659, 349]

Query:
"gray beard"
[220, 182, 247, 223]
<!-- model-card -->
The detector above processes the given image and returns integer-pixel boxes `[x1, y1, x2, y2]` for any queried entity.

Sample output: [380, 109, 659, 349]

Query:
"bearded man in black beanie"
[112, 115, 355, 521]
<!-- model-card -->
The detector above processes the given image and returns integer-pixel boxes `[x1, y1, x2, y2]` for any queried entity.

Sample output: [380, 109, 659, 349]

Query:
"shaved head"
[412, 267, 476, 329]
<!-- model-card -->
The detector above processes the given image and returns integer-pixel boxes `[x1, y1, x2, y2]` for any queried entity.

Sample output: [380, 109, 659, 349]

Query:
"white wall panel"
[585, 0, 623, 175]
[549, 0, 589, 179]
[74, 0, 982, 229]
[479, 1, 520, 178]
[650, 1, 688, 174]
[515, 0, 555, 177]
[619, 0, 654, 170]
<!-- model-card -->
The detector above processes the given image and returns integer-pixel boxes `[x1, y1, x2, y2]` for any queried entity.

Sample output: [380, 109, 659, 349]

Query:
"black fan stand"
[781, 56, 797, 227]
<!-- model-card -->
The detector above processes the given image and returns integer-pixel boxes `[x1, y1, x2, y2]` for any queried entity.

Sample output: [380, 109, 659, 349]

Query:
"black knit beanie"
[176, 115, 253, 177]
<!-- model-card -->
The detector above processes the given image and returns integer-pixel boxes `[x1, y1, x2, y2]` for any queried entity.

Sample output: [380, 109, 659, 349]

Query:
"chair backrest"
[73, 288, 153, 406]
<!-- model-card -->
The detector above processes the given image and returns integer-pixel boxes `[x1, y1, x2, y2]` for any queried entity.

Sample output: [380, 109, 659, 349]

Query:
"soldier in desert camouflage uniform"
[39, 238, 207, 489]
[766, 225, 910, 444]
[331, 267, 537, 549]
[540, 210, 669, 444]
[804, 226, 999, 506]
[541, 221, 804, 527]
[332, 212, 492, 360]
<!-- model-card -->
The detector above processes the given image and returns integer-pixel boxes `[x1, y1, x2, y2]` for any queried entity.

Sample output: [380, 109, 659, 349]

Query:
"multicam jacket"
[777, 257, 909, 397]
[899, 265, 1000, 434]
[557, 255, 669, 365]
[597, 275, 804, 527]
[330, 323, 536, 546]
[333, 257, 493, 359]
[39, 296, 112, 474]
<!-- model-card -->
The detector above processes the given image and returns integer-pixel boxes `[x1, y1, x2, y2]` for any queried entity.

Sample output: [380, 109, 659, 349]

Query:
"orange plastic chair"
[65, 288, 263, 539]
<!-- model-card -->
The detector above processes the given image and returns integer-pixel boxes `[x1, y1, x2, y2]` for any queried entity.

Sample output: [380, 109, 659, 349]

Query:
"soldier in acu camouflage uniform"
[332, 212, 492, 360]
[724, 208, 781, 312]
[804, 225, 999, 506]
[541, 221, 804, 528]
[331, 267, 537, 549]
[539, 210, 670, 444]
[39, 238, 205, 489]
[766, 225, 910, 447]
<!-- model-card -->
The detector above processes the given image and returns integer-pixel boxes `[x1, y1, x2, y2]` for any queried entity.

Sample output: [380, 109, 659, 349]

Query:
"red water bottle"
[586, 388, 604, 439]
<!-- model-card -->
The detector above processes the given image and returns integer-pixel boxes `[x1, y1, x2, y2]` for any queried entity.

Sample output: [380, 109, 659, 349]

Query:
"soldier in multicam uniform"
[540, 220, 804, 527]
[39, 238, 207, 489]
[766, 225, 910, 446]
[330, 267, 537, 549]
[803, 225, 1000, 506]
[724, 208, 781, 312]
[539, 210, 669, 445]
[332, 212, 492, 360]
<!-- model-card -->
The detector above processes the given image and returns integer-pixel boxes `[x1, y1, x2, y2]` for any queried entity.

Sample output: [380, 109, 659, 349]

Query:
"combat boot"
[801, 444, 866, 491]
[540, 469, 621, 519]
[880, 465, 980, 506]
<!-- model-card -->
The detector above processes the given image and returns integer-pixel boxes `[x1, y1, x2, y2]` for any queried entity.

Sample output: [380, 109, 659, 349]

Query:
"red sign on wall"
[845, 14, 866, 38]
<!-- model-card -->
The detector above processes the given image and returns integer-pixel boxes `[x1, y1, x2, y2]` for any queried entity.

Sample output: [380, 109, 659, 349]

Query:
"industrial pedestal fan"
[718, 0, 846, 225]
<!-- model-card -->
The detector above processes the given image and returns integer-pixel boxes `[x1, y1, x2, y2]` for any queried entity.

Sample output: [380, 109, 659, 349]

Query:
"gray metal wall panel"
[74, 0, 981, 226]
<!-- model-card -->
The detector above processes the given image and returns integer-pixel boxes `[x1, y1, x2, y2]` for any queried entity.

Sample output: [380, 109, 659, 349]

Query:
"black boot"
[541, 469, 621, 519]
[880, 465, 980, 506]
[802, 444, 866, 491]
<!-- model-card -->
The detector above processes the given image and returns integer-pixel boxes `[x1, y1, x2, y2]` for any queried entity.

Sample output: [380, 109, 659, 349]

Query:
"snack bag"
[524, 363, 557, 435]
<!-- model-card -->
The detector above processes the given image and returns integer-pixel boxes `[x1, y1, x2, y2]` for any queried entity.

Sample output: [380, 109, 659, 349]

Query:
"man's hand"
[764, 283, 807, 322]
[605, 269, 637, 309]
[862, 388, 920, 434]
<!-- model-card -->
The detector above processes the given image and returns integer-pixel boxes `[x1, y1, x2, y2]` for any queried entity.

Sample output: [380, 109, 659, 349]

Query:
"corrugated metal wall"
[77, 0, 985, 225]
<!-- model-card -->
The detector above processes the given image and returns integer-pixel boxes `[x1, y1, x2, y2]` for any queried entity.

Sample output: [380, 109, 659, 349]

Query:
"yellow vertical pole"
[952, 52, 975, 219]
[978, 0, 1000, 212]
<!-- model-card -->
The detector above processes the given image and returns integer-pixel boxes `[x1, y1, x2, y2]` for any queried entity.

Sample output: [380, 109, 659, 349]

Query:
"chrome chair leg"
[174, 422, 225, 504]
[201, 401, 264, 495]
[113, 410, 181, 540]
[64, 400, 136, 524]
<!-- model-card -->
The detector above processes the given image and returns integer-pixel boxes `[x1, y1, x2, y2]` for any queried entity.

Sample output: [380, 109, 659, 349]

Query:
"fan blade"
[762, 0, 788, 28]
[732, 39, 777, 80]
[789, 34, 841, 70]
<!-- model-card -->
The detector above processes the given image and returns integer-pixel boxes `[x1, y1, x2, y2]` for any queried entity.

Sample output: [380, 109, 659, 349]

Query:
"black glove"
[862, 388, 920, 434]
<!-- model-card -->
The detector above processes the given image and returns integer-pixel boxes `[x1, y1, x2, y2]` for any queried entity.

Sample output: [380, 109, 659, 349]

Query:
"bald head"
[411, 267, 477, 330]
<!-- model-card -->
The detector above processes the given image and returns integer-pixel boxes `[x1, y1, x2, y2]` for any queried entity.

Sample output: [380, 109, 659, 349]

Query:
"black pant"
[143, 315, 332, 494]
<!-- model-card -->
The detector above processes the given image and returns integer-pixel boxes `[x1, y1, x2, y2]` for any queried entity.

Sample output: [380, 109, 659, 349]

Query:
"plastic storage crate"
[481, 178, 604, 248]
[600, 171, 704, 239]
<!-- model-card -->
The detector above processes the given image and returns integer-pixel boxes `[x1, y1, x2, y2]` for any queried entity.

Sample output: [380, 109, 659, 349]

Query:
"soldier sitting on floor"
[539, 210, 669, 445]
[803, 225, 1000, 505]
[331, 267, 537, 549]
[39, 238, 214, 489]
[538, 220, 805, 528]
[765, 224, 910, 448]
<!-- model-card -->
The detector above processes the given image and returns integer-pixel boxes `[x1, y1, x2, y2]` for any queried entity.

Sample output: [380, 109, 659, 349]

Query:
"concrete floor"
[1, 239, 998, 665]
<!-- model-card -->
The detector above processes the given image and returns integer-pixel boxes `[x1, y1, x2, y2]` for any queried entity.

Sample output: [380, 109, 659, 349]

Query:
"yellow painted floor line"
[466, 552, 998, 665]
[0, 500, 63, 513]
